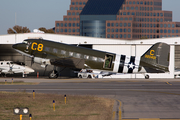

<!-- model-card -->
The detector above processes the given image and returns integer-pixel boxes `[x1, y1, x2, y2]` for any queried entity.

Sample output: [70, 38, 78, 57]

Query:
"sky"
[0, 0, 180, 35]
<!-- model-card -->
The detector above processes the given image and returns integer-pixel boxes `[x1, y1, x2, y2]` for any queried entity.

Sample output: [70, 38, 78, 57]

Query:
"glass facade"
[55, 0, 180, 40]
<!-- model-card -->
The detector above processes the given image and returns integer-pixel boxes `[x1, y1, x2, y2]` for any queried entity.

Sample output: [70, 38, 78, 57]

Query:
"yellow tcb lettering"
[38, 44, 43, 51]
[31, 42, 37, 50]
[150, 50, 155, 55]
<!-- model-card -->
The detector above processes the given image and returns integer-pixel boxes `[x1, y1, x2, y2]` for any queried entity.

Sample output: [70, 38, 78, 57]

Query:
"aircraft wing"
[50, 57, 85, 69]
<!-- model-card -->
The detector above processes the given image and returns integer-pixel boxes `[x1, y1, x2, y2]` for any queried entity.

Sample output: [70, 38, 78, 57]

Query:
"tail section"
[139, 42, 170, 73]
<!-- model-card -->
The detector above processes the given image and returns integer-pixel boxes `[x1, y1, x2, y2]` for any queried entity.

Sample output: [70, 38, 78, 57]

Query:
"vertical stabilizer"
[140, 43, 170, 73]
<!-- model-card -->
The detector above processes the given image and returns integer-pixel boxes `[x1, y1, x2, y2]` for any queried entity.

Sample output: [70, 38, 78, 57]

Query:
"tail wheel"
[145, 75, 149, 79]
[49, 70, 58, 79]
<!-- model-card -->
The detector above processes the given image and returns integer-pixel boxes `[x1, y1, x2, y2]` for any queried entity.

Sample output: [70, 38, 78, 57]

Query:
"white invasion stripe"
[134, 56, 141, 73]
[113, 54, 120, 73]
[123, 56, 130, 73]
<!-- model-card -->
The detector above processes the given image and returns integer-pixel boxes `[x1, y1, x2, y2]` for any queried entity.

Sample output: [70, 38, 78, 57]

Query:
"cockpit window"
[7, 62, 9, 65]
[22, 41, 28, 44]
[10, 62, 14, 64]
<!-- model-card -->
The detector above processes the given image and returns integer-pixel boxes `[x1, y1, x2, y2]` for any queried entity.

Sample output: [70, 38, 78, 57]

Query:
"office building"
[55, 0, 180, 40]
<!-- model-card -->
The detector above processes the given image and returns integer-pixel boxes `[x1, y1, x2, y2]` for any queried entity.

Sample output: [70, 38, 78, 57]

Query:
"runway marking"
[128, 90, 180, 96]
[112, 111, 116, 120]
[166, 82, 172, 85]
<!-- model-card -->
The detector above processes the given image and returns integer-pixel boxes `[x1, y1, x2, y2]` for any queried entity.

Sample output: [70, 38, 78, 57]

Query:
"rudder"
[140, 42, 170, 73]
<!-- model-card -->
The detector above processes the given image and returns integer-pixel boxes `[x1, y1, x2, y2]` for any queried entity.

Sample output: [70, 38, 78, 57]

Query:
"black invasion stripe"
[128, 56, 135, 73]
[118, 55, 126, 73]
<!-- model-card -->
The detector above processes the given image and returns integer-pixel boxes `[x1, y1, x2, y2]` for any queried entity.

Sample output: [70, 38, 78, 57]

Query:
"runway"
[0, 78, 180, 119]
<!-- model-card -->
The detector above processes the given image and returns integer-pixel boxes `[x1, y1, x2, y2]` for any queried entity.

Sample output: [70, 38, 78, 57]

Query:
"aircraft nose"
[24, 66, 35, 73]
[12, 43, 26, 50]
[12, 44, 18, 49]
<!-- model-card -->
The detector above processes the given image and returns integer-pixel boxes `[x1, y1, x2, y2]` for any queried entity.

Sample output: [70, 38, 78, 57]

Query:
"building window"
[172, 30, 174, 33]
[128, 29, 131, 32]
[140, 1, 143, 4]
[69, 18, 72, 21]
[124, 34, 126, 38]
[77, 29, 80, 32]
[56, 29, 59, 33]
[126, 7, 129, 10]
[176, 30, 178, 33]
[137, 1, 139, 4]
[64, 23, 67, 27]
[160, 29, 163, 33]
[69, 23, 71, 27]
[120, 34, 123, 38]
[76, 2, 78, 5]
[168, 24, 171, 28]
[111, 23, 114, 27]
[77, 23, 80, 27]
[56, 23, 59, 27]
[64, 18, 67, 21]
[79, 7, 83, 10]
[71, 7, 74, 10]
[73, 29, 76, 32]
[111, 29, 114, 32]
[69, 29, 71, 32]
[116, 29, 118, 32]
[75, 7, 78, 10]
[124, 29, 126, 32]
[107, 29, 110, 32]
[79, 2, 82, 5]
[107, 34, 110, 38]
[168, 30, 171, 33]
[124, 23, 127, 27]
[73, 23, 75, 27]
[120, 29, 122, 32]
[73, 18, 76, 21]
[172, 24, 175, 28]
[164, 30, 167, 33]
[64, 29, 67, 32]
[111, 34, 114, 38]
[83, 2, 86, 5]
[120, 18, 123, 21]
[61, 29, 63, 32]
[76, 12, 79, 15]
[116, 23, 118, 27]
[72, 2, 75, 5]
[164, 24, 167, 28]
[116, 34, 118, 38]
[107, 23, 110, 27]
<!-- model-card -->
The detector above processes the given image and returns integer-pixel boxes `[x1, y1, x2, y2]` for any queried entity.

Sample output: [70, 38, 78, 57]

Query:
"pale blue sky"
[0, 0, 179, 35]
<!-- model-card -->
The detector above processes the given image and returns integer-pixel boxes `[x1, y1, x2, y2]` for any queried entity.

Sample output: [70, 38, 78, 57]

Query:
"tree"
[7, 25, 31, 34]
[38, 27, 55, 33]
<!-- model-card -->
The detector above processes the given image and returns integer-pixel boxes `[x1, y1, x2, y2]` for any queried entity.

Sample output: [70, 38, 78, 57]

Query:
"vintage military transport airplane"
[12, 39, 170, 79]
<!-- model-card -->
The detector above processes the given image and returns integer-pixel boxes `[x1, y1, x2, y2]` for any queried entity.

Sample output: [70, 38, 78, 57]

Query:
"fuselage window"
[69, 52, 73, 56]
[53, 48, 58, 54]
[98, 58, 104, 62]
[1, 62, 3, 65]
[92, 57, 97, 61]
[44, 47, 50, 52]
[7, 62, 9, 65]
[103, 54, 114, 69]
[84, 55, 89, 59]
[76, 53, 81, 58]
[61, 50, 66, 55]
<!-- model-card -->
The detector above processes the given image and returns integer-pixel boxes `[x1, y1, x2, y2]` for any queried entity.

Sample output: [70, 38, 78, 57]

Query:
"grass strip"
[0, 91, 114, 120]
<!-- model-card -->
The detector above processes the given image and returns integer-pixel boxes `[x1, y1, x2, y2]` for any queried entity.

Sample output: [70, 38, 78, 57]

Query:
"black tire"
[49, 70, 58, 79]
[145, 75, 149, 79]
[79, 75, 82, 78]
[88, 75, 92, 79]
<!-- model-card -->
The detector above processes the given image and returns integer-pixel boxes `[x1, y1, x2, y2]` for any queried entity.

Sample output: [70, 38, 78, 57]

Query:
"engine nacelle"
[34, 57, 51, 67]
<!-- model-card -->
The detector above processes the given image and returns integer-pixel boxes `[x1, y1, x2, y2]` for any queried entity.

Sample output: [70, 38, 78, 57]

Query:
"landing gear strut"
[49, 70, 58, 79]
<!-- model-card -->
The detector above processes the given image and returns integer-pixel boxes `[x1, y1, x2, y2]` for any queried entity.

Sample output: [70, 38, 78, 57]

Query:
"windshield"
[22, 41, 28, 44]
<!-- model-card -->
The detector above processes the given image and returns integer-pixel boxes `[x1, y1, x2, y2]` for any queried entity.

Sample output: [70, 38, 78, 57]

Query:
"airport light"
[13, 107, 29, 115]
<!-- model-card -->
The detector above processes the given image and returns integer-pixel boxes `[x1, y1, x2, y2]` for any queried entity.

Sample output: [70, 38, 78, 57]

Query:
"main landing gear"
[49, 70, 58, 79]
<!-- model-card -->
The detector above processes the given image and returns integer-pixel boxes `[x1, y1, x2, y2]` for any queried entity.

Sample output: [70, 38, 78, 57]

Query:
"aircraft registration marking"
[31, 42, 44, 52]
[145, 50, 156, 60]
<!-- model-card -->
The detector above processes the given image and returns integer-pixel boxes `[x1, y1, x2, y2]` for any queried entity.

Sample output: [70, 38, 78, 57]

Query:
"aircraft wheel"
[88, 75, 92, 79]
[145, 75, 149, 79]
[79, 75, 82, 78]
[49, 70, 58, 79]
